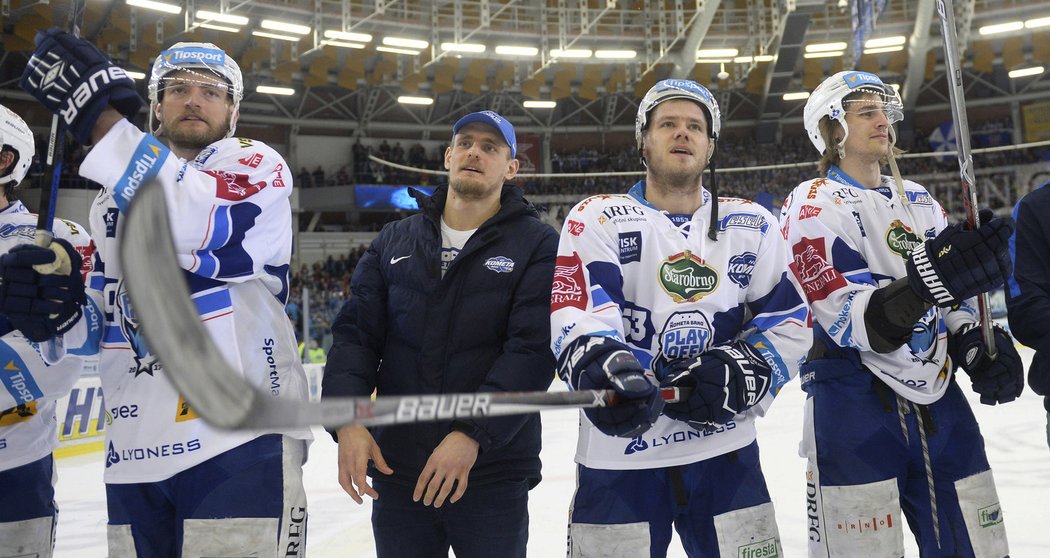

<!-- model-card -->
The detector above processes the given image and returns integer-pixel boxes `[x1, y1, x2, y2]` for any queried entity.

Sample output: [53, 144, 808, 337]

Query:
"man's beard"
[648, 158, 705, 193]
[449, 175, 493, 201]
[164, 113, 230, 151]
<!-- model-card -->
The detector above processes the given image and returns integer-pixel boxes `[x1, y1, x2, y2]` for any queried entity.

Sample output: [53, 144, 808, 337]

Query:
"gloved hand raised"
[20, 28, 141, 144]
[0, 239, 86, 342]
[559, 336, 664, 438]
[906, 208, 1012, 307]
[657, 340, 772, 431]
[949, 323, 1023, 406]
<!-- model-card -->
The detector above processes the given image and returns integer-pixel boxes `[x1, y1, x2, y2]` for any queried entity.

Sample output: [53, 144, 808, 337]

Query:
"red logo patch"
[798, 205, 822, 220]
[238, 153, 264, 168]
[567, 220, 585, 236]
[75, 241, 96, 282]
[208, 170, 268, 201]
[791, 238, 847, 302]
[551, 253, 588, 312]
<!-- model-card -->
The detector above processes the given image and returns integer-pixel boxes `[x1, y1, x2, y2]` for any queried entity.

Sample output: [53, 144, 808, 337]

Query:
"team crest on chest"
[885, 219, 923, 259]
[658, 251, 719, 303]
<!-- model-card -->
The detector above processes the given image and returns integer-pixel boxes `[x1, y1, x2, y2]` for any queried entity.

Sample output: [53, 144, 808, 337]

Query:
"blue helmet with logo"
[635, 79, 721, 150]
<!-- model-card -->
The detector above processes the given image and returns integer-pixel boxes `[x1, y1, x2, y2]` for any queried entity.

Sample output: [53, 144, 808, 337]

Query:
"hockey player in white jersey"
[781, 71, 1019, 557]
[551, 79, 811, 557]
[21, 31, 312, 557]
[0, 103, 101, 558]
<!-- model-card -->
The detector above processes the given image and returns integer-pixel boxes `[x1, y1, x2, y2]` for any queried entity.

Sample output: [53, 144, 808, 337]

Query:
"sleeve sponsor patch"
[791, 237, 847, 302]
[552, 252, 588, 312]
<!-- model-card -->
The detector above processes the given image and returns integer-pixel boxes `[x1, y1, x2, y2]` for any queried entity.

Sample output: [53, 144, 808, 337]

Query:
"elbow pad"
[864, 278, 933, 354]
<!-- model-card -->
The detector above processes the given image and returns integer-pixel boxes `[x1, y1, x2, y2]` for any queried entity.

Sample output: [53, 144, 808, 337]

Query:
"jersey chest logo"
[885, 219, 922, 259]
[658, 251, 719, 303]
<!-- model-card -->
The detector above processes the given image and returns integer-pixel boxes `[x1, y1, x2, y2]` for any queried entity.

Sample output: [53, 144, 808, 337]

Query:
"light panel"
[595, 50, 636, 59]
[384, 37, 429, 49]
[322, 40, 366, 49]
[260, 19, 311, 35]
[325, 30, 373, 42]
[783, 92, 810, 101]
[495, 45, 539, 56]
[257, 85, 296, 96]
[550, 49, 592, 58]
[979, 21, 1024, 35]
[864, 35, 906, 48]
[376, 46, 421, 55]
[252, 31, 301, 42]
[126, 0, 181, 15]
[803, 51, 843, 59]
[398, 96, 434, 105]
[524, 100, 557, 108]
[1009, 66, 1045, 78]
[697, 48, 738, 58]
[196, 10, 248, 25]
[864, 45, 904, 55]
[805, 42, 847, 53]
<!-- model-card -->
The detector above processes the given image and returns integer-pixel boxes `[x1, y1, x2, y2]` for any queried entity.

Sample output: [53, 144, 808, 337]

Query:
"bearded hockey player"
[0, 102, 100, 558]
[551, 78, 811, 557]
[781, 70, 1018, 557]
[20, 31, 312, 557]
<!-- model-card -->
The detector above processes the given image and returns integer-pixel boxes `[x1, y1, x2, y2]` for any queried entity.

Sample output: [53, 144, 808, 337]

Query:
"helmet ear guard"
[0, 103, 35, 188]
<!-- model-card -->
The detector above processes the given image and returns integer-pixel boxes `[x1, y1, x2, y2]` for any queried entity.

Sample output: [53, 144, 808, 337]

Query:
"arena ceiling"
[0, 0, 1048, 140]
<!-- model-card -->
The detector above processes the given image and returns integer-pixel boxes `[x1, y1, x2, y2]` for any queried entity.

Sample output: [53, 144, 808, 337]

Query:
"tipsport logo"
[842, 71, 884, 90]
[162, 47, 226, 67]
[662, 79, 714, 102]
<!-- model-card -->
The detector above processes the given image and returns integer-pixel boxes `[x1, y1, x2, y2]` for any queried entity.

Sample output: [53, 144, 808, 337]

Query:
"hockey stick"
[934, 0, 996, 357]
[120, 177, 681, 429]
[34, 0, 86, 275]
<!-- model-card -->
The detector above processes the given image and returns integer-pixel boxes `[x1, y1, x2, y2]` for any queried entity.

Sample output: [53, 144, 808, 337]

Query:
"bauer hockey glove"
[658, 340, 772, 431]
[0, 239, 86, 342]
[558, 336, 664, 438]
[20, 28, 141, 145]
[905, 208, 1012, 308]
[949, 323, 1024, 405]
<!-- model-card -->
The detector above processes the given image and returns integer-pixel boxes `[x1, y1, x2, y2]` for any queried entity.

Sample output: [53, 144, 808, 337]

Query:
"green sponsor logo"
[658, 251, 719, 303]
[885, 219, 922, 259]
[978, 503, 1003, 528]
[738, 538, 778, 558]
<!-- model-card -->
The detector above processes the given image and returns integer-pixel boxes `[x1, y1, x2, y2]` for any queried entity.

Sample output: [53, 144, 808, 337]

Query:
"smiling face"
[443, 122, 519, 201]
[156, 70, 236, 154]
[641, 99, 714, 191]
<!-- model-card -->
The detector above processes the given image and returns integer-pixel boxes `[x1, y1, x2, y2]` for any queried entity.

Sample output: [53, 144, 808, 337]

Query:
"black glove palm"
[559, 336, 664, 438]
[0, 239, 86, 342]
[20, 28, 142, 144]
[658, 341, 772, 431]
[906, 209, 1012, 307]
[949, 323, 1023, 405]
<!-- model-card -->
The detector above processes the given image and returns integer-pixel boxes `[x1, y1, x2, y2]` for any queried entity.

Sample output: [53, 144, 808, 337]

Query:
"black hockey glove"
[559, 336, 664, 438]
[1029, 350, 1050, 399]
[0, 239, 86, 342]
[949, 323, 1023, 406]
[905, 209, 1012, 308]
[20, 28, 142, 145]
[657, 340, 772, 431]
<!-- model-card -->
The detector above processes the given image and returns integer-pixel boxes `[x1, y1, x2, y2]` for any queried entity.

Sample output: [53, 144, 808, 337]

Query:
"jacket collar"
[412, 184, 537, 228]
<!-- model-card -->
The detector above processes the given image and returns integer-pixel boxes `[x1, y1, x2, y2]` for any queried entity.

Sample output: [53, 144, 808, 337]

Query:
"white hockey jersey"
[0, 200, 102, 471]
[551, 182, 811, 470]
[79, 119, 311, 484]
[780, 166, 977, 404]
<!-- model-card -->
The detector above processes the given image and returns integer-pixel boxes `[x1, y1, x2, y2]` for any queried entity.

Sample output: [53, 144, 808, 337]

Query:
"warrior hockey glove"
[0, 239, 86, 342]
[20, 28, 142, 145]
[905, 209, 1012, 308]
[949, 323, 1023, 406]
[658, 341, 772, 431]
[558, 336, 664, 438]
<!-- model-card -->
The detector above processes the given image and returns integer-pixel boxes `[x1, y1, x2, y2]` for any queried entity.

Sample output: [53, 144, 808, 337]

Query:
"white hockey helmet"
[635, 79, 721, 150]
[0, 103, 35, 187]
[148, 42, 244, 138]
[804, 70, 903, 156]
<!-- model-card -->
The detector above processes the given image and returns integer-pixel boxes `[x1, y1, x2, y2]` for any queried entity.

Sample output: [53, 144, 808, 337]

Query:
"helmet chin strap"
[886, 127, 909, 207]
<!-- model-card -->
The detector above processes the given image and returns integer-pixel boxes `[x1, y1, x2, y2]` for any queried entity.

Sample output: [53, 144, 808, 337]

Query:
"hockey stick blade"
[120, 178, 682, 429]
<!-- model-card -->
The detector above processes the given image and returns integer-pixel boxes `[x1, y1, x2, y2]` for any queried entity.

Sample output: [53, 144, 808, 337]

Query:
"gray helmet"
[635, 79, 722, 150]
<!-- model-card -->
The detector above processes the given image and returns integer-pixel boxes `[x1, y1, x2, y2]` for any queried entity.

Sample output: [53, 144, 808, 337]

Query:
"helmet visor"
[842, 86, 904, 125]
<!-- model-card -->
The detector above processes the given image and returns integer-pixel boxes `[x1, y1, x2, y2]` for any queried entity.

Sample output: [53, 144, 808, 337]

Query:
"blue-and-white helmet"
[804, 70, 904, 156]
[148, 42, 244, 138]
[635, 79, 722, 150]
[0, 103, 35, 187]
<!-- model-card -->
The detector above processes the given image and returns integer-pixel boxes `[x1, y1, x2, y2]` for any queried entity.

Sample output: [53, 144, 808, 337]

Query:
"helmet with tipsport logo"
[635, 79, 721, 150]
[0, 103, 34, 188]
[148, 42, 243, 138]
[804, 70, 903, 156]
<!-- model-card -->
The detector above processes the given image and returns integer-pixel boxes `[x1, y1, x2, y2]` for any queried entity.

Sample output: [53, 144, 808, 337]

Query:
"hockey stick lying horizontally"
[935, 0, 997, 357]
[120, 177, 681, 429]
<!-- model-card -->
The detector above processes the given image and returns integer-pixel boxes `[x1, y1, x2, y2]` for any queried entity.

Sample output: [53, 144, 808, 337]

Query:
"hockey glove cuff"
[0, 239, 86, 342]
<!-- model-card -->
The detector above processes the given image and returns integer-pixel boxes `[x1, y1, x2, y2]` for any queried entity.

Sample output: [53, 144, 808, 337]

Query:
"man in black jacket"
[1007, 178, 1050, 449]
[323, 110, 558, 557]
